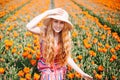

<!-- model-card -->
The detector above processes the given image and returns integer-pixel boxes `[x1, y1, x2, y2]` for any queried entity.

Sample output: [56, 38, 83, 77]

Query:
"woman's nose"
[57, 22, 61, 27]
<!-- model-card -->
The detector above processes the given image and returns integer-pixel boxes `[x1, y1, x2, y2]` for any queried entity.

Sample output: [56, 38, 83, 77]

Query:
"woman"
[26, 8, 93, 80]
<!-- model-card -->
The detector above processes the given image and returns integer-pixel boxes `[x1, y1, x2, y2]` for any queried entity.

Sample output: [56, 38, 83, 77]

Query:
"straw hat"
[43, 8, 73, 30]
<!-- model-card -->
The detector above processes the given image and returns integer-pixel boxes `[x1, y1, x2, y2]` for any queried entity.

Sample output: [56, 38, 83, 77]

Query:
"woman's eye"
[60, 21, 64, 24]
[54, 20, 58, 23]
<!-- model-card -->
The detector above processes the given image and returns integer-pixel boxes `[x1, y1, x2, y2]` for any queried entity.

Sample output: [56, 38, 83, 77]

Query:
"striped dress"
[37, 40, 67, 80]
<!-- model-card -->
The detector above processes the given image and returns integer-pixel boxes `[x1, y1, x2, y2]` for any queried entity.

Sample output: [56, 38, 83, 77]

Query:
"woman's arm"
[26, 11, 48, 35]
[26, 8, 64, 35]
[67, 56, 93, 80]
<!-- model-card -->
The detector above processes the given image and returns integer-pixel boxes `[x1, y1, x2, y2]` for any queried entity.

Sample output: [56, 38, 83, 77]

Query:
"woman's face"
[52, 19, 64, 33]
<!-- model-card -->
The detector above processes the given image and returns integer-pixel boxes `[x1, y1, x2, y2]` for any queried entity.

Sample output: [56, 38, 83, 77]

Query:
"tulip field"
[0, 0, 120, 80]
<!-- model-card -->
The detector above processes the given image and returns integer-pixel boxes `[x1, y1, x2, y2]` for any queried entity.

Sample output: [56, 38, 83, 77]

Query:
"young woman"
[26, 8, 93, 80]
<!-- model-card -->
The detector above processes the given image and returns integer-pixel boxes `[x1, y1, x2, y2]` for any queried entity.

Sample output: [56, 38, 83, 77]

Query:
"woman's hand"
[82, 73, 93, 80]
[67, 56, 93, 80]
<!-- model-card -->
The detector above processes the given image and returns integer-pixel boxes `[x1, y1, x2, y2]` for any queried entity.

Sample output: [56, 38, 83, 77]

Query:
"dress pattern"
[37, 40, 67, 80]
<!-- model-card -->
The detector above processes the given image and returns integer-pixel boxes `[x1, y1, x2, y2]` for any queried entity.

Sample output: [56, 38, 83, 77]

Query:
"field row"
[0, 0, 30, 18]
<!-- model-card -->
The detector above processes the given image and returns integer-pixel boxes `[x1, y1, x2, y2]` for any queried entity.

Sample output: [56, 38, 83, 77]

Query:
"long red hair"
[41, 19, 72, 67]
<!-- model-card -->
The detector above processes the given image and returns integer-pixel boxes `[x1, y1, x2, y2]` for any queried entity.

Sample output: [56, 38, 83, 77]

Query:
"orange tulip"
[18, 70, 24, 77]
[93, 70, 97, 74]
[0, 68, 5, 74]
[22, 52, 29, 58]
[67, 65, 72, 71]
[12, 47, 17, 54]
[95, 32, 99, 35]
[7, 25, 14, 31]
[111, 55, 117, 60]
[67, 73, 74, 79]
[102, 48, 107, 53]
[112, 76, 116, 80]
[36, 54, 40, 60]
[4, 40, 13, 48]
[30, 60, 36, 66]
[105, 43, 110, 49]
[89, 50, 96, 57]
[77, 55, 82, 60]
[101, 34, 106, 40]
[95, 74, 102, 80]
[93, 38, 98, 44]
[18, 44, 22, 48]
[27, 43, 31, 48]
[91, 61, 95, 65]
[23, 67, 30, 74]
[110, 58, 114, 62]
[112, 32, 118, 39]
[118, 44, 120, 48]
[20, 78, 26, 80]
[26, 32, 32, 36]
[0, 35, 3, 40]
[73, 58, 78, 63]
[30, 49, 35, 54]
[107, 30, 111, 35]
[37, 22, 43, 27]
[98, 48, 103, 52]
[75, 72, 82, 78]
[98, 42, 102, 47]
[98, 65, 104, 71]
[25, 73, 31, 80]
[110, 48, 115, 54]
[84, 43, 92, 49]
[33, 73, 40, 80]
[114, 46, 119, 51]
[72, 31, 78, 38]
[27, 54, 32, 59]
[13, 31, 19, 38]
[24, 47, 31, 52]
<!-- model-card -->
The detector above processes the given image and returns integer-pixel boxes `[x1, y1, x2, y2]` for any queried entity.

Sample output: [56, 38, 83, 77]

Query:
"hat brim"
[43, 15, 73, 30]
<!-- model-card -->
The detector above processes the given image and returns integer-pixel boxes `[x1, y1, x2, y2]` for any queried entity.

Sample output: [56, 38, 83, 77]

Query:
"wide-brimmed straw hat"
[43, 8, 73, 30]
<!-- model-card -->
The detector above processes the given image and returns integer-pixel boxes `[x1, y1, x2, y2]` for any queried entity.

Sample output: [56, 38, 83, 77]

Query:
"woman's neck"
[54, 32, 59, 40]
[54, 32, 60, 47]
[54, 32, 60, 55]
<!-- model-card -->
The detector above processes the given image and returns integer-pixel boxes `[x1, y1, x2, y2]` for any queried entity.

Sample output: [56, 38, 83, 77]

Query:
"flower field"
[0, 0, 120, 80]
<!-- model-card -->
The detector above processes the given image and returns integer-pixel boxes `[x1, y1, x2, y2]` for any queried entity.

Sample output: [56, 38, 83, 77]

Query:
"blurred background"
[0, 0, 120, 80]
